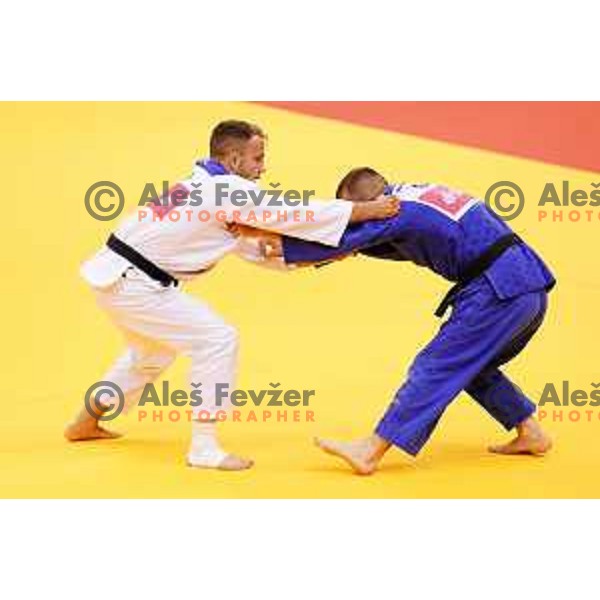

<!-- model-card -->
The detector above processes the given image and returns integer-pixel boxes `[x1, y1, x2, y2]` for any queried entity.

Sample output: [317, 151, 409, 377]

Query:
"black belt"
[107, 234, 179, 288]
[434, 233, 521, 318]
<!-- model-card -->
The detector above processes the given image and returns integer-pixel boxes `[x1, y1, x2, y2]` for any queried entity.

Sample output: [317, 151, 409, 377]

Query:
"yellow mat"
[1, 101, 597, 497]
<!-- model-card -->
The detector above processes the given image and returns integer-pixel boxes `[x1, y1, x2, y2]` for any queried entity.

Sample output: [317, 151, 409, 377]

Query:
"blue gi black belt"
[107, 233, 179, 288]
[434, 233, 522, 318]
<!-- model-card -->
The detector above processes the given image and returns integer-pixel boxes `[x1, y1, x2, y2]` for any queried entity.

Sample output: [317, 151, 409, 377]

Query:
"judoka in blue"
[281, 170, 555, 469]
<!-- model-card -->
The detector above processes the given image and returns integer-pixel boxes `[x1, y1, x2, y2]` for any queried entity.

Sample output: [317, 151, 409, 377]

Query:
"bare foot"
[187, 453, 254, 471]
[64, 421, 122, 442]
[488, 417, 552, 456]
[314, 437, 380, 475]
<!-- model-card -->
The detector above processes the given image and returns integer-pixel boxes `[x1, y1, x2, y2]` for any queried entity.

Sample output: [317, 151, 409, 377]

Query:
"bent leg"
[98, 283, 249, 469]
[72, 274, 251, 469]
[466, 292, 547, 428]
[315, 284, 549, 473]
[94, 280, 238, 417]
[374, 284, 547, 457]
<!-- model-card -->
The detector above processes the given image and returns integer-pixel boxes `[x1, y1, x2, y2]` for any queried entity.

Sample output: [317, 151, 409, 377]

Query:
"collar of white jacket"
[194, 158, 230, 177]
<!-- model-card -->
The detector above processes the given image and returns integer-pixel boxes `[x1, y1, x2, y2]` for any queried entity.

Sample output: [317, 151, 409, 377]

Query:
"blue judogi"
[282, 183, 556, 456]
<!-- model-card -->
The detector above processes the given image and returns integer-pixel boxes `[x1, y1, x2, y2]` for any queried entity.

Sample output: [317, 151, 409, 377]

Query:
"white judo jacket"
[81, 159, 352, 288]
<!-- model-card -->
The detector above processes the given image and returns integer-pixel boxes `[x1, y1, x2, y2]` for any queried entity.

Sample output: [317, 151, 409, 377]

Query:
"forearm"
[228, 187, 352, 246]
[349, 201, 392, 222]
[282, 218, 401, 264]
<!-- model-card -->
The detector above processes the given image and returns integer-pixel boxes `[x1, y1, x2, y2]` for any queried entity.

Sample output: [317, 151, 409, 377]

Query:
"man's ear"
[229, 148, 243, 172]
[337, 188, 355, 202]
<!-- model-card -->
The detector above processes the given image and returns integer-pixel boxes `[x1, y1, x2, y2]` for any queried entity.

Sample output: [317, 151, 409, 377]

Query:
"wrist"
[350, 202, 367, 223]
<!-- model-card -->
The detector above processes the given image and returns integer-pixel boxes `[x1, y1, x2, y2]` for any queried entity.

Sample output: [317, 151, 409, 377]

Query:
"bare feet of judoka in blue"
[314, 435, 392, 475]
[315, 417, 553, 474]
[488, 417, 553, 456]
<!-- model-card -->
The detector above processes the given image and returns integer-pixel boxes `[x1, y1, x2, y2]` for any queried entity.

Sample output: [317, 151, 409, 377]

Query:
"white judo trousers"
[82, 161, 352, 427]
[94, 267, 238, 417]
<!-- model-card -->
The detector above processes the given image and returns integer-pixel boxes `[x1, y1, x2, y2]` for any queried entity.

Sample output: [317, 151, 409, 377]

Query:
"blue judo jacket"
[282, 183, 556, 301]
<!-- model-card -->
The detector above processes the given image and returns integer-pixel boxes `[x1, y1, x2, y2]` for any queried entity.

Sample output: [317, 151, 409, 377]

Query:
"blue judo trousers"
[282, 183, 556, 456]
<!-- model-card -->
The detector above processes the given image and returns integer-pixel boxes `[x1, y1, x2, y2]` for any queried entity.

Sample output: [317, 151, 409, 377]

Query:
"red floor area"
[259, 102, 600, 173]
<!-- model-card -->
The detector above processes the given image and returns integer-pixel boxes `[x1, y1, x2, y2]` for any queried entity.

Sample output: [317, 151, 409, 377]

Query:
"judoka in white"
[65, 120, 399, 470]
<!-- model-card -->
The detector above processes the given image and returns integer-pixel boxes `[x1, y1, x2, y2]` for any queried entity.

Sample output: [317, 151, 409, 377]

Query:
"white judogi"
[81, 160, 352, 419]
